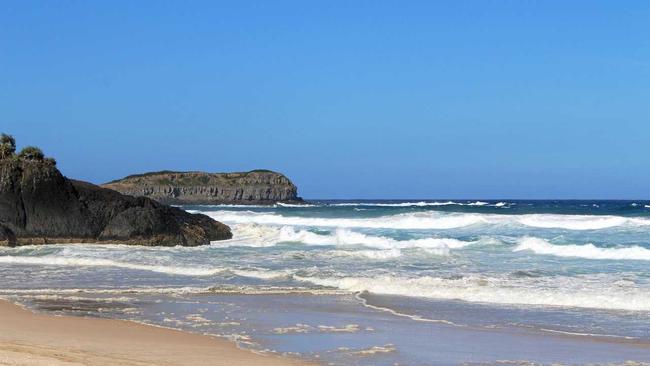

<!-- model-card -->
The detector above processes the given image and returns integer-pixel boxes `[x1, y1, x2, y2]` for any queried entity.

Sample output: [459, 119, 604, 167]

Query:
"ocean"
[2, 200, 650, 365]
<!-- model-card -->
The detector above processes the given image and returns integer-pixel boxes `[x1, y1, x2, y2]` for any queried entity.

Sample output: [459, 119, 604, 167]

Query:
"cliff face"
[102, 170, 301, 205]
[0, 159, 232, 247]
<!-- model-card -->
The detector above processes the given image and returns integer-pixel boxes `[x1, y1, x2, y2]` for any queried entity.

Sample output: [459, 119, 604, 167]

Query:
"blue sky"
[1, 1, 649, 199]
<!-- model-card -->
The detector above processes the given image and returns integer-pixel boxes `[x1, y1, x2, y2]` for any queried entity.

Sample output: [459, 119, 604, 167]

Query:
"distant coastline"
[102, 170, 303, 205]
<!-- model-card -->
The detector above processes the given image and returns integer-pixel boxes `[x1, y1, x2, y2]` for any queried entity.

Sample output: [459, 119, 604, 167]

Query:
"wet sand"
[0, 299, 313, 366]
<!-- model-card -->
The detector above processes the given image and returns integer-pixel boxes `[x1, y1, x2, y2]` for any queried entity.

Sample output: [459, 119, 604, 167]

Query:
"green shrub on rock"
[0, 133, 16, 159]
[0, 133, 56, 165]
[18, 146, 45, 161]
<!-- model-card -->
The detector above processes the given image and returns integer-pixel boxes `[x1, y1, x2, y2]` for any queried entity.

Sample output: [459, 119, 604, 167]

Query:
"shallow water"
[2, 200, 650, 364]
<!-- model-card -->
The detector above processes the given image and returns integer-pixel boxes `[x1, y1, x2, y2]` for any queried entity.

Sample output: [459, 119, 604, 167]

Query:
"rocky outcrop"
[0, 157, 232, 247]
[102, 170, 301, 205]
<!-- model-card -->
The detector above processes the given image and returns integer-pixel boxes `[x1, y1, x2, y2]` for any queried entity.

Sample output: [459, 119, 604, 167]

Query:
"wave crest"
[293, 273, 650, 311]
[205, 211, 487, 230]
[326, 201, 506, 207]
[204, 210, 650, 231]
[516, 215, 628, 230]
[514, 237, 650, 261]
[220, 224, 480, 250]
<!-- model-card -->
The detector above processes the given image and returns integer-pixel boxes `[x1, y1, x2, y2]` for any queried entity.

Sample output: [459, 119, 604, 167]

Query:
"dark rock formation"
[102, 170, 301, 205]
[0, 156, 232, 247]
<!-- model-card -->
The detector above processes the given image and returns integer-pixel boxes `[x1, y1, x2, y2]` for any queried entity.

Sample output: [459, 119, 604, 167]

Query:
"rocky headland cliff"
[0, 134, 231, 247]
[102, 170, 301, 205]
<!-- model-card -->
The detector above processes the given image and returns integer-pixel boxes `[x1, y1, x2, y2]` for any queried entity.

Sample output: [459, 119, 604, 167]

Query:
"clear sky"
[1, 1, 649, 199]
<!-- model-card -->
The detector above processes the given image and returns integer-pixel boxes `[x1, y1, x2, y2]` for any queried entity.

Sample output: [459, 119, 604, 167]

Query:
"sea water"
[1, 200, 650, 364]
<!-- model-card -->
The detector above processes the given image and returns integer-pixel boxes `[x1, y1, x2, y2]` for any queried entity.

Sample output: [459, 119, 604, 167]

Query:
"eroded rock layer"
[102, 170, 301, 205]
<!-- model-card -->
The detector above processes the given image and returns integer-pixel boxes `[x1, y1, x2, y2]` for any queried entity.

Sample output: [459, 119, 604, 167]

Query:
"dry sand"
[0, 299, 313, 366]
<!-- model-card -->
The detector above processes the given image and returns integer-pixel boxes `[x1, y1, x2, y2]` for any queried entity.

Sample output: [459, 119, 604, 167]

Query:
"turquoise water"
[1, 200, 650, 364]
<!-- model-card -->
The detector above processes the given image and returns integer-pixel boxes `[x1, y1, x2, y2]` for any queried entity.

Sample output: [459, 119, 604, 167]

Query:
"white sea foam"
[14, 294, 135, 303]
[326, 201, 507, 207]
[327, 246, 452, 259]
[5, 268, 649, 311]
[328, 249, 409, 260]
[349, 344, 396, 356]
[516, 215, 630, 230]
[273, 324, 312, 334]
[196, 201, 501, 208]
[514, 237, 650, 261]
[294, 273, 650, 311]
[188, 204, 272, 208]
[0, 255, 294, 280]
[204, 210, 650, 231]
[219, 224, 478, 251]
[0, 255, 230, 276]
[276, 202, 318, 208]
[206, 210, 487, 229]
[327, 201, 453, 207]
[278, 227, 475, 249]
[0, 286, 345, 296]
[317, 324, 361, 333]
[466, 201, 489, 206]
[3, 253, 650, 311]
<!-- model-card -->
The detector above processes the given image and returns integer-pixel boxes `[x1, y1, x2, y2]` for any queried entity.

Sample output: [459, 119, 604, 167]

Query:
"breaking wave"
[293, 273, 650, 312]
[205, 211, 487, 229]
[0, 255, 294, 280]
[514, 237, 650, 261]
[0, 285, 345, 296]
[325, 201, 508, 207]
[0, 255, 229, 276]
[204, 210, 650, 231]
[3, 250, 650, 311]
[192, 201, 512, 209]
[220, 224, 482, 250]
[275, 202, 318, 208]
[516, 215, 630, 230]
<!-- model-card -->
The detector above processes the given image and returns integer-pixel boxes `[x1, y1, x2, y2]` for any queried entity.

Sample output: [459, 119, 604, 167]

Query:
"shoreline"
[0, 299, 314, 366]
[3, 293, 650, 365]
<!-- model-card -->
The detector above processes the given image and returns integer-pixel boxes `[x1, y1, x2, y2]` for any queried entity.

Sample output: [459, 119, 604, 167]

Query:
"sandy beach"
[0, 299, 311, 366]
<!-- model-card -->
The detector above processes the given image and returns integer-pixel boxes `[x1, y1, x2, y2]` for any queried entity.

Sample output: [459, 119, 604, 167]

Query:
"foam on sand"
[349, 344, 396, 356]
[0, 299, 300, 366]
